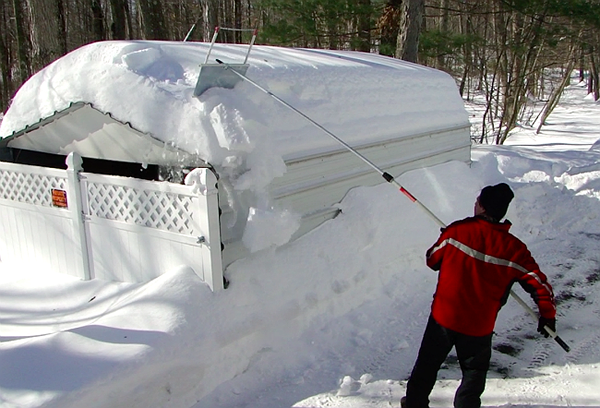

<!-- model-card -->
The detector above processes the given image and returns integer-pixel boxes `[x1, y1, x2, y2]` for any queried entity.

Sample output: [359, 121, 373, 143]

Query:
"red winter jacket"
[426, 216, 556, 337]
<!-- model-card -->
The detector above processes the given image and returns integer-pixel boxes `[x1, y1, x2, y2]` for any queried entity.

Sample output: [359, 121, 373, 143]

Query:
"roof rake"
[193, 27, 257, 97]
[211, 58, 572, 353]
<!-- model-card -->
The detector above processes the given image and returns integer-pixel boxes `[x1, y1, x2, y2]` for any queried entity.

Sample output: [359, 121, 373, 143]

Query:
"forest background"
[1, 0, 599, 144]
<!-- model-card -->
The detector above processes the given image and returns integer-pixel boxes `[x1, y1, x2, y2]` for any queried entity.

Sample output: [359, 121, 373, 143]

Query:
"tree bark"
[395, 0, 424, 62]
[590, 47, 599, 101]
[377, 1, 401, 56]
[138, 0, 168, 40]
[201, 0, 219, 42]
[56, 0, 67, 54]
[536, 59, 575, 133]
[25, 0, 62, 70]
[12, 0, 31, 82]
[110, 0, 127, 39]
[234, 0, 242, 42]
[437, 0, 449, 70]
[356, 0, 371, 52]
[91, 0, 105, 41]
[0, 0, 12, 109]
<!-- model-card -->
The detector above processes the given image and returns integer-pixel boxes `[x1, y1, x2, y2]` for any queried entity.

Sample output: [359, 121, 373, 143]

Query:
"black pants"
[405, 315, 492, 408]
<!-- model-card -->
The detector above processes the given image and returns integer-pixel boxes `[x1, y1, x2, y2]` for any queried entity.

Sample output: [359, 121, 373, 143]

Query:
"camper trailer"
[0, 41, 471, 291]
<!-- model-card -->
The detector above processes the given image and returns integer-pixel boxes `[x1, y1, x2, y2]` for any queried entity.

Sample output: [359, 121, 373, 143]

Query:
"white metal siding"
[219, 124, 471, 266]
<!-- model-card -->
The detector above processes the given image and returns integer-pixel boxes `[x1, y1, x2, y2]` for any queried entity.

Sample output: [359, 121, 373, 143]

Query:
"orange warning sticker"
[51, 189, 68, 208]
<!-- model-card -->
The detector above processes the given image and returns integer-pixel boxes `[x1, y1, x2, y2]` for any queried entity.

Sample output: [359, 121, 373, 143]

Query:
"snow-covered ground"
[2, 73, 600, 408]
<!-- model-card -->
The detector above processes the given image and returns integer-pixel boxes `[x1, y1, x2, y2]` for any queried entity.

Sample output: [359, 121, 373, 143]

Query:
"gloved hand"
[537, 317, 556, 338]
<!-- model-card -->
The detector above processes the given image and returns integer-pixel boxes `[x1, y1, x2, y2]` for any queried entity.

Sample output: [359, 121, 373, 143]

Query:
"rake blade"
[193, 63, 249, 97]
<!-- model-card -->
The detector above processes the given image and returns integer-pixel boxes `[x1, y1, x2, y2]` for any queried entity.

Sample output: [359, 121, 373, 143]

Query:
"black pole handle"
[552, 332, 571, 353]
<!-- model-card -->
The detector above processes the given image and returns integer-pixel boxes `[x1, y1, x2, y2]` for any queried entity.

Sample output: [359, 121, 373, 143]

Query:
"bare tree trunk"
[457, 0, 473, 96]
[91, 0, 105, 41]
[12, 0, 31, 82]
[536, 59, 575, 133]
[496, 7, 548, 144]
[356, 0, 371, 52]
[579, 45, 585, 82]
[395, 0, 424, 62]
[110, 0, 127, 39]
[56, 0, 67, 54]
[221, 0, 232, 41]
[234, 0, 242, 42]
[377, 0, 401, 57]
[138, 0, 168, 40]
[437, 0, 449, 69]
[201, 0, 219, 41]
[26, 0, 62, 70]
[326, 17, 338, 49]
[590, 47, 599, 101]
[0, 0, 12, 110]
[125, 0, 134, 38]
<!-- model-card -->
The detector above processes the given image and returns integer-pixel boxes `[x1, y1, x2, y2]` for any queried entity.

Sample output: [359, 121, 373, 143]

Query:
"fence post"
[194, 168, 224, 291]
[66, 152, 93, 280]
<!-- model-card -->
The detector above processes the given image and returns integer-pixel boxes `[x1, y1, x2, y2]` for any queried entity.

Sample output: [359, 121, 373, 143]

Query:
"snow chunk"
[337, 376, 358, 397]
[183, 168, 208, 195]
[242, 207, 301, 252]
[117, 44, 184, 82]
[209, 103, 253, 152]
[359, 373, 373, 384]
[233, 150, 287, 192]
[119, 47, 162, 72]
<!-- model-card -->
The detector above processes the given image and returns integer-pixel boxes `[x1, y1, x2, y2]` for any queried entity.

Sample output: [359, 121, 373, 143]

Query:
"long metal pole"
[216, 60, 445, 226]
[215, 59, 570, 352]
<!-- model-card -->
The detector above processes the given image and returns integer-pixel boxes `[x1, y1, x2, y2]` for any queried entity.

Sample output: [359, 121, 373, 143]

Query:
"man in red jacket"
[402, 183, 556, 408]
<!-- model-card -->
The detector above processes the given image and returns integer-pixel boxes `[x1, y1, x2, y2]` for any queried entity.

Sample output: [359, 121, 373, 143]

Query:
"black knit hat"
[479, 183, 514, 221]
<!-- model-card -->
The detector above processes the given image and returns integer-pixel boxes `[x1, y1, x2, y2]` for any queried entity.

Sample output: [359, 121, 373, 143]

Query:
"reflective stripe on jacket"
[426, 216, 556, 337]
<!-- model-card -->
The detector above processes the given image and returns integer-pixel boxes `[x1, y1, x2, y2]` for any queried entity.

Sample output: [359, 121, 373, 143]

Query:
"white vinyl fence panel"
[0, 153, 223, 291]
[0, 161, 86, 278]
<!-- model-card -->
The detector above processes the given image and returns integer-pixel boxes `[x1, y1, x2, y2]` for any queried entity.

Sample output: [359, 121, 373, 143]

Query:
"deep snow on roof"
[0, 41, 468, 168]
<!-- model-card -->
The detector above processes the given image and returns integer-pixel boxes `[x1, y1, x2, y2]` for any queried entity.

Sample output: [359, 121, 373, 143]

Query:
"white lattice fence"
[0, 161, 85, 278]
[81, 170, 222, 289]
[0, 165, 68, 206]
[0, 153, 223, 291]
[85, 181, 197, 234]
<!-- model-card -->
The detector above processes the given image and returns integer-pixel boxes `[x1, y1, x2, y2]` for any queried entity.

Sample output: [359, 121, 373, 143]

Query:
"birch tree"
[25, 0, 63, 70]
[201, 0, 219, 41]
